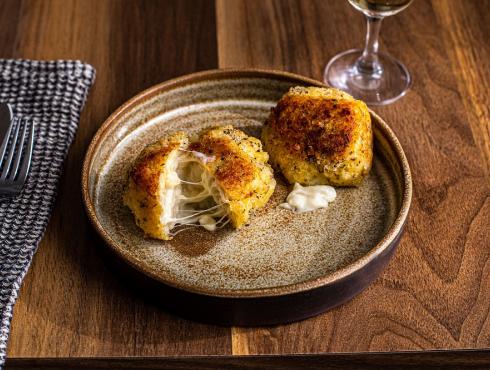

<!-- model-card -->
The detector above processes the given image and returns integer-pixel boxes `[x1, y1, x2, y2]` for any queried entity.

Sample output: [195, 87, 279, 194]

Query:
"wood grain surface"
[3, 0, 229, 358]
[1, 0, 489, 365]
[6, 350, 490, 370]
[217, 0, 490, 355]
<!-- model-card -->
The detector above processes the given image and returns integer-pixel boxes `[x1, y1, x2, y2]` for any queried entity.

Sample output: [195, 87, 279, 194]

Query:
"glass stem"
[355, 15, 383, 76]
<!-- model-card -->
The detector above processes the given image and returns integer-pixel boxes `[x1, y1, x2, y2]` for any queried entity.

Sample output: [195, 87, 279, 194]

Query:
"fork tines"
[0, 116, 35, 196]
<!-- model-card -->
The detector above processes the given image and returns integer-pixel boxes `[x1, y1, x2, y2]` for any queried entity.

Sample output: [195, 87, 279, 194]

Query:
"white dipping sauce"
[280, 183, 336, 213]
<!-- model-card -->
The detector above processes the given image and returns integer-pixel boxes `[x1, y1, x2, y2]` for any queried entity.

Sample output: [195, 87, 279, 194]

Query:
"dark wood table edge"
[6, 349, 490, 369]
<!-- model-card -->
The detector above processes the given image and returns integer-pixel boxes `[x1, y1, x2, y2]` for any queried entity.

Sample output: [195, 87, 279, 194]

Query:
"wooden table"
[2, 0, 489, 368]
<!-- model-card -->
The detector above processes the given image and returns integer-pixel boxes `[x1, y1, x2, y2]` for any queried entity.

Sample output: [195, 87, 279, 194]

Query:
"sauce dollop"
[280, 183, 336, 213]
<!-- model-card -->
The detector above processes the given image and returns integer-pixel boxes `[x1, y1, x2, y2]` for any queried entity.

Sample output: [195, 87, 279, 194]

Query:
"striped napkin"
[0, 59, 95, 366]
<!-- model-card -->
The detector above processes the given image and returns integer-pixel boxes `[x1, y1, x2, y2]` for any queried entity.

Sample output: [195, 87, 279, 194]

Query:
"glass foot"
[324, 49, 411, 105]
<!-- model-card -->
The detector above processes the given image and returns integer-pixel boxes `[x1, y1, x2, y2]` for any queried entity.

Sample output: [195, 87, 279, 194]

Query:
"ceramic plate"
[82, 69, 411, 325]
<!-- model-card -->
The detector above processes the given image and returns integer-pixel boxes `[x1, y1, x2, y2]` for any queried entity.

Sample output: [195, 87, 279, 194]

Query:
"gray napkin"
[0, 59, 95, 365]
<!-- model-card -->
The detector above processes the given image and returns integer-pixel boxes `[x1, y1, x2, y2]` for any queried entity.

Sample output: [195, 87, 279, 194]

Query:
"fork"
[0, 104, 35, 197]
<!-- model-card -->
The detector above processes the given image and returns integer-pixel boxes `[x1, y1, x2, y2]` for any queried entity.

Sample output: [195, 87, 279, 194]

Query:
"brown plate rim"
[81, 68, 412, 298]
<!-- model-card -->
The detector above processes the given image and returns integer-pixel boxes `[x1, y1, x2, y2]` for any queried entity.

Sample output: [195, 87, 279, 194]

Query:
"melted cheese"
[280, 183, 336, 213]
[160, 151, 227, 235]
[198, 215, 217, 231]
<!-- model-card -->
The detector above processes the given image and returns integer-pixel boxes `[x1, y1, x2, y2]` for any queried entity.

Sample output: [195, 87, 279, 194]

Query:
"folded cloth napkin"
[0, 59, 95, 365]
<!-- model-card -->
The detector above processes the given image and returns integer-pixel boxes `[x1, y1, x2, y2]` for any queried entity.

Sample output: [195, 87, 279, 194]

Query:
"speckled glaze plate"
[82, 69, 411, 325]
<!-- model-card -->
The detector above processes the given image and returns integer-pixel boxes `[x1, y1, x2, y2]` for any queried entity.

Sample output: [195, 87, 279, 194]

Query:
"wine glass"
[324, 0, 413, 105]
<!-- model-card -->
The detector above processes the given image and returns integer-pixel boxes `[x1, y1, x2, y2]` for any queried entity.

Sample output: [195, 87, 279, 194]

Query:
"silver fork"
[0, 103, 35, 197]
